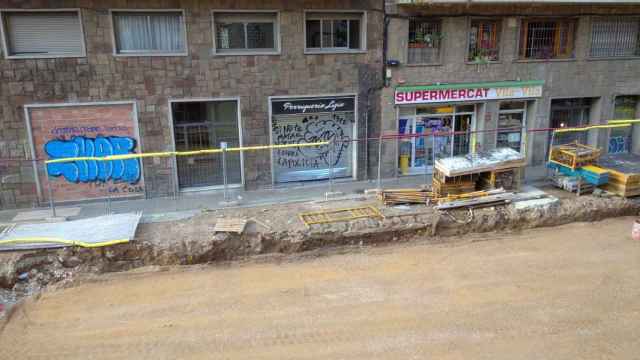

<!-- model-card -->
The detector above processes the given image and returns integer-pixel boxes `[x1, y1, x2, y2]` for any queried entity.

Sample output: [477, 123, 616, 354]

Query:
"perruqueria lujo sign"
[395, 80, 544, 105]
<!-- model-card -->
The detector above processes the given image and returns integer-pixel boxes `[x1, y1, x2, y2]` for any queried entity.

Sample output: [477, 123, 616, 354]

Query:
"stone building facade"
[382, 1, 640, 178]
[0, 0, 384, 208]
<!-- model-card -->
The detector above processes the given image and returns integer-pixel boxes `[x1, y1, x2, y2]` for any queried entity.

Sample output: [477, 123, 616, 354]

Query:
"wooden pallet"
[299, 206, 384, 227]
[549, 142, 601, 170]
[214, 218, 248, 233]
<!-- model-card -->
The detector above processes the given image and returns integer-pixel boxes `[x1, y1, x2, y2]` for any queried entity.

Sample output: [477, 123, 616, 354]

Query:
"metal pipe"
[222, 142, 229, 201]
[44, 164, 57, 218]
[328, 140, 335, 194]
[377, 134, 383, 190]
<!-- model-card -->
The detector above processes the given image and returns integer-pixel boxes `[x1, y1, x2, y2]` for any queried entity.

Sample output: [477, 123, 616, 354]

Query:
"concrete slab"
[12, 207, 81, 222]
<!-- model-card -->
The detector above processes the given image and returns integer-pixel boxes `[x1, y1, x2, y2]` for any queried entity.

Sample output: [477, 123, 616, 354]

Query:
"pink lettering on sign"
[395, 87, 495, 104]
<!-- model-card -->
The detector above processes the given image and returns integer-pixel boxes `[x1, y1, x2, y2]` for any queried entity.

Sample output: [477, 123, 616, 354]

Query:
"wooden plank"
[214, 218, 248, 233]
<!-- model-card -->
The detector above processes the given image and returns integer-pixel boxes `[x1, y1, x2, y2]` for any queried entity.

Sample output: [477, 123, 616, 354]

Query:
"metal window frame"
[516, 17, 579, 61]
[23, 100, 142, 203]
[406, 17, 443, 65]
[465, 17, 503, 63]
[211, 9, 281, 56]
[0, 8, 87, 59]
[497, 100, 528, 153]
[167, 97, 245, 192]
[303, 10, 367, 54]
[109, 9, 189, 57]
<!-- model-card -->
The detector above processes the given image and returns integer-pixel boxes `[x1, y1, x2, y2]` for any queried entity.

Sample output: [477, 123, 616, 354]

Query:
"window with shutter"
[1, 10, 85, 58]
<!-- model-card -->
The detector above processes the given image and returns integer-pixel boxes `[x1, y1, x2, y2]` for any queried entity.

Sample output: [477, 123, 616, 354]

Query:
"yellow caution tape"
[45, 141, 329, 164]
[0, 237, 129, 248]
[554, 123, 631, 133]
[607, 119, 640, 124]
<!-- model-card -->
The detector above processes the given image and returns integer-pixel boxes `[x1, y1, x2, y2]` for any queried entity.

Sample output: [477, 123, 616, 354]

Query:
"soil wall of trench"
[1, 196, 639, 298]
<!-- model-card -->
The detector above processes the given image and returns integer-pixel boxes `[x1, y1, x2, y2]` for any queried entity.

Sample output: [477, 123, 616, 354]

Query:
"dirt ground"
[2, 216, 640, 359]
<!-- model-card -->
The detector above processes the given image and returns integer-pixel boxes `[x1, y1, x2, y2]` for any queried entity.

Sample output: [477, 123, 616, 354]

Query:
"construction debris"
[0, 212, 142, 251]
[379, 188, 435, 205]
[214, 218, 248, 234]
[435, 191, 515, 210]
[551, 175, 594, 194]
[299, 206, 384, 227]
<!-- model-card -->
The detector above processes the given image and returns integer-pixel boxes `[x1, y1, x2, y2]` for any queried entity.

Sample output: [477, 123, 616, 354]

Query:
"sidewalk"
[0, 165, 550, 224]
[0, 176, 427, 224]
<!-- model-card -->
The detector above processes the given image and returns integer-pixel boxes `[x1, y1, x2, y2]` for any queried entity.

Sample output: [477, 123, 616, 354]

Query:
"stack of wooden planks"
[379, 188, 435, 205]
[435, 189, 513, 210]
[597, 154, 640, 197]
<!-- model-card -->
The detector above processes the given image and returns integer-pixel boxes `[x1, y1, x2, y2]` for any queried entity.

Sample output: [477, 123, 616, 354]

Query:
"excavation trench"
[0, 194, 638, 313]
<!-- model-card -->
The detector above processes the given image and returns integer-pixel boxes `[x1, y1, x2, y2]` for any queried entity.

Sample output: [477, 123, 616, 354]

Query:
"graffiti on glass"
[45, 135, 141, 184]
[273, 114, 352, 170]
[608, 136, 628, 154]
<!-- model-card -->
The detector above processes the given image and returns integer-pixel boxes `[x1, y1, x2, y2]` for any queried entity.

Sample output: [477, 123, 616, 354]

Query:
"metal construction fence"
[1, 120, 639, 215]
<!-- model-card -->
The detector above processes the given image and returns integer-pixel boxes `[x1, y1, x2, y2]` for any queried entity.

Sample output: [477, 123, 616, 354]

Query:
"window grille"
[519, 19, 576, 59]
[590, 17, 640, 57]
[408, 19, 441, 64]
[468, 20, 500, 62]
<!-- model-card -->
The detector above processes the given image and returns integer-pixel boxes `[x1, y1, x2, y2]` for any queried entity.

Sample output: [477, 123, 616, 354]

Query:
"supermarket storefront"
[393, 80, 544, 175]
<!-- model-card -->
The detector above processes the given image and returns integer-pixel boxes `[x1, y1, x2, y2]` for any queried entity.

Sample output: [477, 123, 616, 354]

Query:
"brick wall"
[29, 103, 143, 203]
[0, 0, 384, 208]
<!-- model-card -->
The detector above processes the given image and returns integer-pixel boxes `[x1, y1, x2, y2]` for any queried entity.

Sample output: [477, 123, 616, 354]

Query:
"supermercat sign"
[395, 80, 544, 105]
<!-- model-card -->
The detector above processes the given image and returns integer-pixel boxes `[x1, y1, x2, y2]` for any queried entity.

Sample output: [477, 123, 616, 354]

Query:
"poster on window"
[271, 96, 356, 183]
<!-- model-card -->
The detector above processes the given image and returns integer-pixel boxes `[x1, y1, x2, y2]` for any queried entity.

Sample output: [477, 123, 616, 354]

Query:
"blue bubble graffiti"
[45, 136, 141, 184]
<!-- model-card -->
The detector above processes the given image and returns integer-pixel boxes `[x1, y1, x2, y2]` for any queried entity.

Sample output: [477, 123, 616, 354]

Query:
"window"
[111, 11, 186, 55]
[408, 19, 441, 64]
[172, 100, 242, 188]
[609, 96, 638, 154]
[213, 12, 278, 54]
[468, 19, 500, 62]
[498, 102, 526, 152]
[550, 98, 591, 148]
[590, 17, 640, 58]
[519, 19, 577, 60]
[305, 12, 364, 52]
[1, 10, 85, 58]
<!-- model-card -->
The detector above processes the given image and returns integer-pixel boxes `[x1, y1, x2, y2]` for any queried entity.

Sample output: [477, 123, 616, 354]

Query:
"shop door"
[399, 117, 427, 175]
[271, 96, 357, 183]
[453, 114, 472, 156]
[172, 100, 242, 189]
[549, 99, 591, 148]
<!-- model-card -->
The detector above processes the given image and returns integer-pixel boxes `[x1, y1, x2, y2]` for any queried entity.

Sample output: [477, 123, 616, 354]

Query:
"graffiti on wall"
[273, 113, 353, 170]
[608, 136, 629, 154]
[45, 135, 141, 184]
